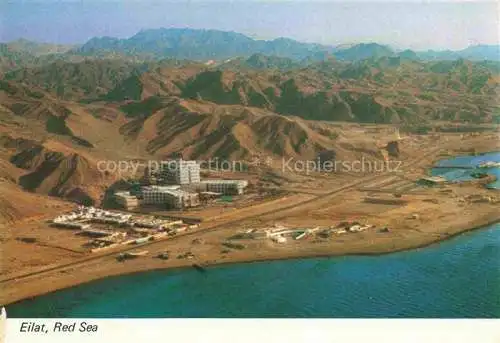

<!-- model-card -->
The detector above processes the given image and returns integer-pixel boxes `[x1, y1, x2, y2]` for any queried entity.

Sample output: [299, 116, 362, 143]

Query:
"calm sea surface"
[7, 153, 500, 318]
[431, 151, 500, 189]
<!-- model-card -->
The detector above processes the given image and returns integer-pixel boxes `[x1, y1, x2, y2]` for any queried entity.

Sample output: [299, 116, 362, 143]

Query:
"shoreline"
[4, 214, 500, 307]
[2, 148, 500, 306]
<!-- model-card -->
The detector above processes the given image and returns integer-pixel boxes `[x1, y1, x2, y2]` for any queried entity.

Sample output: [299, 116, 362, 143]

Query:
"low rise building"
[201, 179, 248, 195]
[417, 176, 448, 186]
[115, 191, 140, 210]
[51, 221, 91, 230]
[141, 185, 180, 204]
[142, 185, 199, 209]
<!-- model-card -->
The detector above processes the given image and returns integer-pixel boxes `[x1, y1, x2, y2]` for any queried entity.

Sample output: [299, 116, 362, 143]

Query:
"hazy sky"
[1, 1, 498, 50]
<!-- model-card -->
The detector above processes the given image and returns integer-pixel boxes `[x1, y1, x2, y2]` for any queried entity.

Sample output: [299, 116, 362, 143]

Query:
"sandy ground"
[1, 133, 499, 305]
[1, 181, 499, 305]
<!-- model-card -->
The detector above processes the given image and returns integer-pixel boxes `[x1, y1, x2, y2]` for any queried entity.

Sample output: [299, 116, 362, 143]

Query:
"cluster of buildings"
[141, 186, 200, 208]
[238, 222, 376, 244]
[242, 225, 320, 244]
[115, 159, 249, 210]
[52, 207, 132, 230]
[326, 223, 373, 235]
[51, 206, 197, 252]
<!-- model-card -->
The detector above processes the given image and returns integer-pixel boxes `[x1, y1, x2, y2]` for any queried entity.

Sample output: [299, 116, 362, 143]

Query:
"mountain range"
[1, 28, 499, 72]
[0, 27, 498, 216]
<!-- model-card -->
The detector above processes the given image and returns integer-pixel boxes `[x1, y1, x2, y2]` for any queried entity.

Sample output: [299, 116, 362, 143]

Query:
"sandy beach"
[2, 184, 499, 305]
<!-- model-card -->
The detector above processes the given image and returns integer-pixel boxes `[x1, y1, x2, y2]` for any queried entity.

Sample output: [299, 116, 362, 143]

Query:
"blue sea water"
[6, 224, 500, 318]
[431, 151, 500, 189]
[6, 152, 500, 318]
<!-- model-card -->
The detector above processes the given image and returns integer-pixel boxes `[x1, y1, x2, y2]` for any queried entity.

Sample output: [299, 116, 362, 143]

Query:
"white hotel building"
[157, 160, 201, 185]
[141, 185, 199, 209]
[201, 180, 249, 195]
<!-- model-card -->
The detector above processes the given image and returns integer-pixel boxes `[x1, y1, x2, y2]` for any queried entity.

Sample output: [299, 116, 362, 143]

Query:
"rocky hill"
[4, 60, 145, 100]
[3, 30, 498, 73]
[73, 29, 500, 62]
[0, 39, 499, 209]
[4, 56, 499, 125]
[74, 28, 336, 61]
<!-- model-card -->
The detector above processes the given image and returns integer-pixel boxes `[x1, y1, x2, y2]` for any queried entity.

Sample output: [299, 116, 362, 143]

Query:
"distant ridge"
[2, 29, 499, 65]
[5, 38, 74, 55]
[74, 28, 336, 61]
[333, 43, 394, 61]
[70, 28, 499, 61]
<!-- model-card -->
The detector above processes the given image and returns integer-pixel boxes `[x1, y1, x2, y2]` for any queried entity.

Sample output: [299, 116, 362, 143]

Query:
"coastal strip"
[3, 209, 500, 306]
